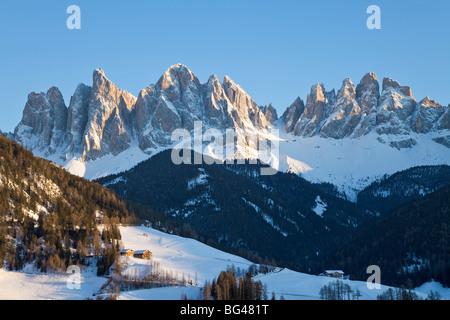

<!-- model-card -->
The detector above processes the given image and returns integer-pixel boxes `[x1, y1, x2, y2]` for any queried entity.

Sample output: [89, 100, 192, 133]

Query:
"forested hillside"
[98, 149, 450, 288]
[97, 149, 372, 271]
[357, 165, 450, 215]
[0, 134, 135, 274]
[313, 185, 450, 287]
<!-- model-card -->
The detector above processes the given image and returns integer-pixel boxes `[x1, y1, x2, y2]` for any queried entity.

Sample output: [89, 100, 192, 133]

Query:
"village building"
[119, 249, 135, 257]
[321, 270, 345, 279]
[133, 250, 152, 259]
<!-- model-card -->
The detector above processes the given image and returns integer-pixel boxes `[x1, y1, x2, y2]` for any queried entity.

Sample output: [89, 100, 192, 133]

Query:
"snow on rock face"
[282, 72, 448, 141]
[356, 72, 380, 114]
[260, 103, 278, 124]
[293, 83, 335, 137]
[376, 77, 417, 135]
[312, 196, 327, 217]
[412, 97, 447, 133]
[11, 66, 449, 195]
[282, 97, 305, 133]
[66, 83, 91, 155]
[320, 78, 362, 139]
[135, 64, 204, 149]
[276, 130, 450, 201]
[14, 87, 68, 155]
[82, 68, 137, 160]
[13, 67, 449, 164]
[14, 69, 137, 161]
[134, 64, 269, 152]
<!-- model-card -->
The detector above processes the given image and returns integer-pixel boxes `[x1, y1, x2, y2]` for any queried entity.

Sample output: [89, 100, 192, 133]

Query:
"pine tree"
[204, 283, 211, 300]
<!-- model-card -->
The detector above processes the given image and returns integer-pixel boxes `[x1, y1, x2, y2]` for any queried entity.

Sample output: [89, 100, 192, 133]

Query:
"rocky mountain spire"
[356, 72, 380, 114]
[66, 83, 91, 155]
[320, 78, 362, 139]
[291, 83, 335, 137]
[14, 87, 67, 155]
[279, 72, 448, 143]
[222, 75, 268, 130]
[281, 97, 304, 134]
[376, 77, 417, 135]
[12, 66, 449, 164]
[81, 68, 137, 160]
[134, 64, 269, 152]
[412, 96, 446, 133]
[260, 103, 278, 124]
[135, 64, 205, 150]
[351, 72, 380, 137]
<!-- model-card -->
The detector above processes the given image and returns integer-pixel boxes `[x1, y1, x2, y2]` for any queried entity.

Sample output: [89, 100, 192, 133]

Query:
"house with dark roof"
[133, 250, 152, 259]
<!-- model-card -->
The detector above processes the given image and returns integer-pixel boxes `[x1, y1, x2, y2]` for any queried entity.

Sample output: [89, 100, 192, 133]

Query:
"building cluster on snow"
[119, 248, 152, 259]
[319, 270, 346, 279]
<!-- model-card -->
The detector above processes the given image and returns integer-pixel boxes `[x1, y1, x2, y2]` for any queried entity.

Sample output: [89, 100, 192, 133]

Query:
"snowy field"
[275, 131, 450, 200]
[117, 226, 450, 300]
[0, 267, 105, 300]
[0, 225, 449, 300]
[59, 130, 450, 201]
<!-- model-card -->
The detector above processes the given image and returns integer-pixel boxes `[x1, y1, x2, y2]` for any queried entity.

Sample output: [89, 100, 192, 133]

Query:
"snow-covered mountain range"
[10, 64, 450, 197]
[13, 64, 269, 161]
[282, 72, 448, 139]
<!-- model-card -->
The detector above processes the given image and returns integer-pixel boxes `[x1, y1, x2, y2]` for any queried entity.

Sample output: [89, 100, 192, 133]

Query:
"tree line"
[203, 269, 269, 300]
[318, 280, 362, 300]
[376, 287, 441, 300]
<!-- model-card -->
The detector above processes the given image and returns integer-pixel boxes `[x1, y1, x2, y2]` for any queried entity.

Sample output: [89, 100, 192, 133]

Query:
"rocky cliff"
[12, 66, 450, 164]
[283, 72, 449, 143]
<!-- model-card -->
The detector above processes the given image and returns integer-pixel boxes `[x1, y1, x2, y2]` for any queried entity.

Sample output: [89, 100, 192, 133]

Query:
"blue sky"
[0, 0, 449, 132]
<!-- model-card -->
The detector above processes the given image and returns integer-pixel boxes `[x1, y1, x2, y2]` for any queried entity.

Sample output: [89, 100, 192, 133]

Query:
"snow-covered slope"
[45, 129, 450, 199]
[58, 128, 449, 200]
[2, 225, 447, 300]
[276, 130, 450, 200]
[60, 145, 159, 180]
[0, 267, 104, 300]
[116, 225, 449, 300]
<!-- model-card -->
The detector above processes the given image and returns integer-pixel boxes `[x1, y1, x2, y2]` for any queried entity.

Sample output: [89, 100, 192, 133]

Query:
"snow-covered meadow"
[1, 225, 448, 300]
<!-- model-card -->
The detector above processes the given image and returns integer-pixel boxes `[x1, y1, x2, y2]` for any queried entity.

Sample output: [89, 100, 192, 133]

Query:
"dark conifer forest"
[313, 185, 449, 287]
[0, 134, 136, 274]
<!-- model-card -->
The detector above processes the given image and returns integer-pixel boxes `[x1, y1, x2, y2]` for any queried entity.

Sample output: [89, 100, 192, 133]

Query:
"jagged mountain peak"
[14, 86, 68, 154]
[157, 63, 200, 90]
[284, 72, 448, 139]
[260, 103, 278, 124]
[336, 78, 356, 101]
[309, 83, 327, 102]
[206, 73, 220, 84]
[356, 72, 379, 96]
[381, 77, 414, 99]
[281, 96, 305, 134]
[419, 96, 441, 108]
[47, 86, 65, 99]
[360, 72, 379, 84]
[93, 67, 105, 77]
[11, 66, 449, 173]
[91, 67, 136, 100]
[355, 72, 379, 112]
[222, 75, 235, 85]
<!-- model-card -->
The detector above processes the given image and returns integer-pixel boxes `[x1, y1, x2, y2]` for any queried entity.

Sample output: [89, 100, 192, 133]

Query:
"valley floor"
[0, 225, 449, 300]
[0, 268, 104, 300]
